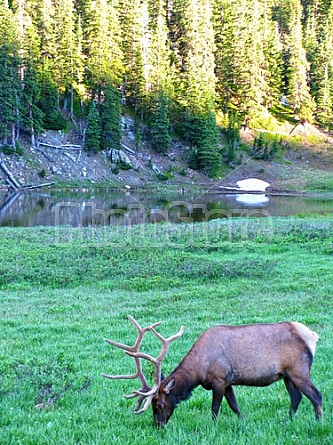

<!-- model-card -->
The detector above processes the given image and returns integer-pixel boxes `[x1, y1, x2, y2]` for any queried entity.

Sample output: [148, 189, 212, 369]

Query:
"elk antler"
[101, 315, 184, 414]
[101, 315, 162, 412]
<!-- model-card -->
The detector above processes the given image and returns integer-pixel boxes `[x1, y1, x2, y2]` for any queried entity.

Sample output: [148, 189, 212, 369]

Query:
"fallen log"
[19, 182, 55, 190]
[38, 142, 82, 150]
[120, 143, 136, 154]
[0, 158, 21, 189]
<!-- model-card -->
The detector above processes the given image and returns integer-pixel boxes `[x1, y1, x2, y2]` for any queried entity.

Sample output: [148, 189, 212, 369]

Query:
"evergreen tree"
[17, 11, 44, 144]
[303, 0, 333, 127]
[37, 69, 67, 130]
[150, 91, 170, 153]
[169, 0, 216, 114]
[223, 111, 240, 162]
[52, 0, 76, 113]
[187, 112, 221, 176]
[82, 0, 123, 98]
[117, 0, 148, 116]
[214, 0, 283, 120]
[100, 83, 122, 150]
[20, 66, 45, 145]
[280, 0, 315, 122]
[262, 0, 284, 108]
[213, 0, 235, 112]
[147, 0, 172, 93]
[0, 1, 21, 146]
[84, 101, 101, 152]
[67, 14, 86, 118]
[168, 0, 220, 173]
[37, 0, 57, 62]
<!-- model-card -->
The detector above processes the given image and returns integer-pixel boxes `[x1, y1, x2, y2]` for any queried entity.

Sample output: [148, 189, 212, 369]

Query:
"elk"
[102, 316, 322, 427]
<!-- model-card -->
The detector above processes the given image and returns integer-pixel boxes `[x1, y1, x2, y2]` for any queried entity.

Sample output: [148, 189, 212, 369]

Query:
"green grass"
[1, 216, 333, 444]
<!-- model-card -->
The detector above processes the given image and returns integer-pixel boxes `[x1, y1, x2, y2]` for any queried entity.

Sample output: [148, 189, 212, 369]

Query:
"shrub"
[39, 168, 46, 178]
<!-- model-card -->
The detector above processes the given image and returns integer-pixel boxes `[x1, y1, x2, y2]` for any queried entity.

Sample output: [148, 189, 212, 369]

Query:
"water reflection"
[235, 194, 270, 205]
[0, 189, 332, 227]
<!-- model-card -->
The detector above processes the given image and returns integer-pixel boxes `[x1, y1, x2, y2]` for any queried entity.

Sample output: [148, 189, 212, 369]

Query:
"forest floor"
[1, 117, 333, 194]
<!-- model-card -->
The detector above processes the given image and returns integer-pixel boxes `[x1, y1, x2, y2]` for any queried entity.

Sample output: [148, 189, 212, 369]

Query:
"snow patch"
[236, 178, 270, 192]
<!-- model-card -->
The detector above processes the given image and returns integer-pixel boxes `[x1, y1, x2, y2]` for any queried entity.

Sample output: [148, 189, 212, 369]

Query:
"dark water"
[0, 188, 332, 227]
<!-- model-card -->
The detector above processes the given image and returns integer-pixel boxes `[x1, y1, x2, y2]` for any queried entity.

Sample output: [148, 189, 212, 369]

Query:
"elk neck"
[163, 351, 201, 404]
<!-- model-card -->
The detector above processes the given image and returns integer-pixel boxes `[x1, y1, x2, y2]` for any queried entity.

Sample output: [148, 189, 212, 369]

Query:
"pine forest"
[1, 0, 333, 176]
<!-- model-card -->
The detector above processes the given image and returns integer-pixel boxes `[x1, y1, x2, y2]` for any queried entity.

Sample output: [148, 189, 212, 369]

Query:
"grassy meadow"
[1, 215, 333, 444]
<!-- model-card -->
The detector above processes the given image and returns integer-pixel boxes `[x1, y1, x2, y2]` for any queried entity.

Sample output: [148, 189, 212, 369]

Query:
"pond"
[0, 188, 332, 227]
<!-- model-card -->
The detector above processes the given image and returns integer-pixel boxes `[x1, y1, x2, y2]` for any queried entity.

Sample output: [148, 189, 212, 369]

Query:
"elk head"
[101, 315, 184, 426]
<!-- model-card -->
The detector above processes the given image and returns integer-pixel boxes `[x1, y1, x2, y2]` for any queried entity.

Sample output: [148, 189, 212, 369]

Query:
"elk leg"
[287, 373, 323, 420]
[283, 377, 303, 416]
[211, 381, 226, 419]
[225, 386, 242, 417]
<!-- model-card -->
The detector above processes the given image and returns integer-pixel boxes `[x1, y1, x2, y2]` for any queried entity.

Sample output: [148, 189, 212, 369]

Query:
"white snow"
[236, 178, 270, 192]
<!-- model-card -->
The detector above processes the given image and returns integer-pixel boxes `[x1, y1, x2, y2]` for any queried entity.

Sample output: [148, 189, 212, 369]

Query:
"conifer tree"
[117, 0, 148, 116]
[213, 0, 235, 112]
[280, 0, 315, 122]
[185, 111, 221, 176]
[37, 0, 57, 62]
[303, 0, 333, 127]
[262, 0, 284, 107]
[147, 0, 171, 93]
[16, 10, 44, 144]
[168, 0, 221, 174]
[84, 101, 101, 152]
[100, 83, 122, 151]
[37, 69, 67, 130]
[20, 66, 45, 145]
[169, 0, 216, 114]
[196, 112, 221, 176]
[0, 1, 21, 146]
[146, 0, 172, 152]
[150, 91, 171, 153]
[52, 0, 76, 112]
[82, 0, 123, 99]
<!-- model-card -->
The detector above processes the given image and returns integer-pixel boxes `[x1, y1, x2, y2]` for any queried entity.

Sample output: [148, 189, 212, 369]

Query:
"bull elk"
[102, 316, 322, 427]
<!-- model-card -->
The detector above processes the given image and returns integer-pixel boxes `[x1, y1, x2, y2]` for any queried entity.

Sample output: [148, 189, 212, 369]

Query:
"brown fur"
[152, 322, 322, 426]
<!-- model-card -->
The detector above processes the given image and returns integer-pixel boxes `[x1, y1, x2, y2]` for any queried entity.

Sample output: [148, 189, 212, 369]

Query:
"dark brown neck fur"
[163, 354, 200, 406]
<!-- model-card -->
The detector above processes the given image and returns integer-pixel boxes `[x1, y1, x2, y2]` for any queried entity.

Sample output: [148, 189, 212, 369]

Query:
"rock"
[64, 152, 76, 162]
[121, 116, 134, 131]
[128, 131, 136, 141]
[51, 166, 61, 175]
[152, 164, 161, 174]
[121, 116, 136, 141]
[118, 150, 131, 166]
[107, 149, 132, 169]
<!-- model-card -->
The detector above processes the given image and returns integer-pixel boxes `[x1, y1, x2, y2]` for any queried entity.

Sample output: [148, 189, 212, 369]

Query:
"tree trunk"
[0, 158, 21, 189]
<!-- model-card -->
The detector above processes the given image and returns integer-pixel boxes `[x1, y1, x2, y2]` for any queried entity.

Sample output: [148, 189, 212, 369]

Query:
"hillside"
[1, 117, 333, 194]
[2, 0, 333, 183]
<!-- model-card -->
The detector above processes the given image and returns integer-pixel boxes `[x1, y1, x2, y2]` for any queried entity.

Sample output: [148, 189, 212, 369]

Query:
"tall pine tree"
[100, 83, 122, 151]
[0, 0, 21, 146]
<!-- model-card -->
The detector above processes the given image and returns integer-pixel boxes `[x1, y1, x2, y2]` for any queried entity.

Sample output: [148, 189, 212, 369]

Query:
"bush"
[2, 145, 15, 156]
[2, 143, 24, 156]
[117, 161, 131, 170]
[39, 169, 46, 178]
[252, 133, 280, 160]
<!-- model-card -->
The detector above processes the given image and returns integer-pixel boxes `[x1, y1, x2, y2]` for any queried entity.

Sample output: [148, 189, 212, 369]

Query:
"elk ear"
[163, 378, 175, 394]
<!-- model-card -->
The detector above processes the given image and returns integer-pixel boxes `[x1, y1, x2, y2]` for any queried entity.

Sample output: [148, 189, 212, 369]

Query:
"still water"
[0, 188, 332, 227]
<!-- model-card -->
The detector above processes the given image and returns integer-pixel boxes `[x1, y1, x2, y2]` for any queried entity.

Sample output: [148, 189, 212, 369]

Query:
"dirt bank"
[1, 120, 333, 194]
